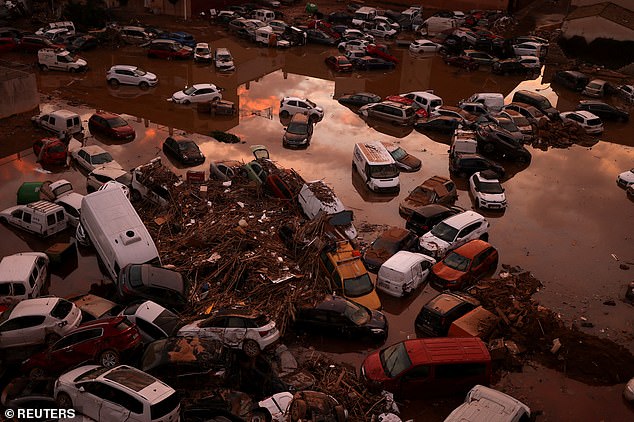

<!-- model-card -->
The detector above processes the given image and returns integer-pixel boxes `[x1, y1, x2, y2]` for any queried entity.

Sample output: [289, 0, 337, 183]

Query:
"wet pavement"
[1, 29, 634, 420]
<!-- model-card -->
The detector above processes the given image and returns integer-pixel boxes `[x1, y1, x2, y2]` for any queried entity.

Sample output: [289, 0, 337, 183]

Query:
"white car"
[54, 365, 180, 422]
[98, 180, 130, 199]
[337, 38, 369, 52]
[453, 27, 477, 45]
[368, 23, 397, 38]
[106, 65, 158, 88]
[279, 96, 324, 121]
[402, 91, 443, 113]
[268, 20, 288, 34]
[177, 308, 280, 357]
[171, 83, 222, 104]
[512, 42, 543, 58]
[374, 15, 400, 31]
[559, 111, 603, 134]
[0, 297, 82, 349]
[419, 211, 489, 259]
[617, 168, 634, 188]
[518, 55, 541, 69]
[86, 166, 132, 193]
[617, 84, 634, 102]
[121, 300, 183, 344]
[409, 39, 441, 53]
[55, 191, 84, 227]
[71, 145, 122, 173]
[214, 48, 235, 72]
[342, 29, 374, 43]
[469, 171, 507, 210]
[193, 42, 212, 62]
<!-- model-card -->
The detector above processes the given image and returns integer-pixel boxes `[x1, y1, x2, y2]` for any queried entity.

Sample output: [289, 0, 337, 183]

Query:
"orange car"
[429, 239, 498, 290]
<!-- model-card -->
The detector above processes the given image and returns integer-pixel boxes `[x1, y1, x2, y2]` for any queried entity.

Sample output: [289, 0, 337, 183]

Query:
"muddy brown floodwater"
[0, 22, 633, 420]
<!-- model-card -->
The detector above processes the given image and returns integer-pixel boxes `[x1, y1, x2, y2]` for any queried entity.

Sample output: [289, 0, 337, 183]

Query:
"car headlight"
[183, 155, 188, 159]
[370, 328, 385, 335]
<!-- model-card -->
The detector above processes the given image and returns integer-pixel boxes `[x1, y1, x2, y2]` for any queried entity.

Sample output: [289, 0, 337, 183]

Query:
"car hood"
[361, 351, 389, 383]
[397, 154, 421, 170]
[112, 125, 135, 136]
[363, 249, 391, 269]
[284, 131, 309, 143]
[352, 290, 381, 311]
[401, 191, 433, 211]
[419, 234, 450, 253]
[367, 310, 388, 331]
[479, 192, 506, 202]
[172, 91, 187, 100]
[432, 263, 464, 282]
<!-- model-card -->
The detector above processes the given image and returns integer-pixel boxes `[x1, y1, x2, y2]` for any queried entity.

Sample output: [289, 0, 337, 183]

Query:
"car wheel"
[108, 78, 119, 87]
[56, 392, 72, 409]
[99, 349, 119, 367]
[476, 199, 481, 209]
[39, 64, 48, 71]
[182, 99, 191, 105]
[242, 339, 261, 357]
[138, 81, 149, 89]
[480, 233, 489, 242]
[29, 367, 45, 379]
[280, 110, 290, 118]
[45, 333, 61, 345]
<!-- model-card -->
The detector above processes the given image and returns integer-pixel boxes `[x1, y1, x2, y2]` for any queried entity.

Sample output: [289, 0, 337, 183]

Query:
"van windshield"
[430, 222, 458, 242]
[369, 164, 398, 179]
[343, 274, 373, 297]
[379, 342, 411, 378]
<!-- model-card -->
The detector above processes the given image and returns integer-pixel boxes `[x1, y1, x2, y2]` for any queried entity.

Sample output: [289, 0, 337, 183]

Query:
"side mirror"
[79, 386, 85, 393]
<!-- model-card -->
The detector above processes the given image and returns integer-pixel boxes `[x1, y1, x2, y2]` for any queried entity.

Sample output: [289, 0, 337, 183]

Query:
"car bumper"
[479, 201, 507, 210]
[617, 178, 632, 188]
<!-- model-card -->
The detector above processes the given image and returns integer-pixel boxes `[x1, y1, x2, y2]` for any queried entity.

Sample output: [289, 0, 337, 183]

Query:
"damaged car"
[398, 175, 457, 217]
[362, 227, 418, 273]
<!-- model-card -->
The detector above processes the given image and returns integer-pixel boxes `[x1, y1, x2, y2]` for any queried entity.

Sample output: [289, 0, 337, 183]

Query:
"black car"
[414, 116, 462, 133]
[327, 11, 352, 24]
[406, 204, 464, 236]
[415, 292, 480, 337]
[450, 153, 505, 178]
[475, 124, 532, 163]
[362, 227, 418, 273]
[117, 264, 188, 310]
[295, 295, 388, 341]
[576, 100, 629, 122]
[337, 92, 381, 107]
[163, 136, 205, 165]
[283, 113, 313, 148]
[552, 70, 590, 92]
[354, 57, 396, 70]
[65, 34, 98, 52]
[305, 29, 336, 45]
[491, 59, 529, 75]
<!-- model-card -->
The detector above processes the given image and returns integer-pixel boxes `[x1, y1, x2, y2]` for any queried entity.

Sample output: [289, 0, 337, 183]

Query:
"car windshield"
[343, 273, 374, 297]
[379, 342, 411, 378]
[587, 82, 602, 90]
[430, 222, 459, 242]
[390, 147, 407, 160]
[537, 98, 552, 109]
[92, 152, 113, 164]
[107, 117, 128, 128]
[50, 299, 73, 319]
[287, 122, 308, 135]
[218, 54, 232, 61]
[343, 301, 371, 325]
[479, 181, 504, 194]
[134, 68, 147, 76]
[178, 141, 195, 150]
[183, 86, 197, 95]
[443, 251, 471, 271]
[498, 120, 518, 132]
[128, 265, 144, 288]
[196, 48, 210, 54]
[512, 116, 530, 126]
[369, 164, 398, 179]
[305, 99, 317, 108]
[59, 54, 77, 63]
[116, 173, 132, 185]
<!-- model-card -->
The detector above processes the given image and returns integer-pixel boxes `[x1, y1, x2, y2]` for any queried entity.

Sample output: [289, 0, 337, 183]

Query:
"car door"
[100, 387, 137, 422]
[224, 316, 248, 347]
[398, 365, 431, 396]
[76, 381, 105, 421]
[0, 317, 30, 347]
[198, 316, 226, 342]
[47, 330, 93, 370]
[470, 247, 493, 280]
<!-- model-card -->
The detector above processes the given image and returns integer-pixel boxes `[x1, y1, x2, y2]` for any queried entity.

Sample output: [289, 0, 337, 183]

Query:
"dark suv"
[406, 204, 464, 236]
[415, 292, 480, 337]
[552, 70, 589, 92]
[475, 124, 532, 163]
[512, 90, 559, 120]
[117, 264, 188, 310]
[450, 153, 505, 178]
[576, 100, 629, 122]
[492, 59, 529, 75]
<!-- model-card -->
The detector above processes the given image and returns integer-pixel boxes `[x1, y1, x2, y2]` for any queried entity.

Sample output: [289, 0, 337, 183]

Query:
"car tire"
[182, 99, 191, 105]
[242, 339, 260, 357]
[45, 333, 61, 345]
[108, 78, 119, 86]
[99, 349, 119, 367]
[56, 393, 73, 409]
[280, 110, 290, 118]
[39, 64, 48, 71]
[29, 367, 45, 379]
[139, 81, 149, 89]
[480, 233, 489, 242]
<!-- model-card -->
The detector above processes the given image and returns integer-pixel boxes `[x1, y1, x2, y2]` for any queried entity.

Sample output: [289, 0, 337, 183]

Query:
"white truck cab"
[352, 141, 400, 193]
[38, 48, 87, 72]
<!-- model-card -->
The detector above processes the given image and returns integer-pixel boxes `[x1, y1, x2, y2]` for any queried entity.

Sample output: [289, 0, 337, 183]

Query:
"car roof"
[97, 365, 172, 401]
[195, 42, 209, 48]
[48, 109, 77, 118]
[313, 294, 351, 312]
[130, 300, 169, 319]
[11, 297, 61, 316]
[90, 166, 127, 177]
[378, 227, 412, 243]
[442, 210, 484, 228]
[578, 100, 608, 106]
[404, 337, 490, 365]
[574, 110, 598, 119]
[210, 307, 263, 319]
[192, 83, 217, 90]
[412, 203, 452, 217]
[93, 110, 120, 120]
[405, 91, 442, 100]
[110, 65, 138, 71]
[451, 239, 493, 259]
[425, 292, 479, 314]
[0, 253, 46, 281]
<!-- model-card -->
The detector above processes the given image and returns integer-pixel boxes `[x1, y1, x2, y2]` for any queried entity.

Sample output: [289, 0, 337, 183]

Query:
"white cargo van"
[80, 188, 160, 281]
[0, 201, 67, 237]
[298, 181, 357, 240]
[465, 93, 504, 113]
[444, 385, 531, 422]
[38, 48, 87, 72]
[376, 251, 435, 297]
[255, 26, 290, 47]
[352, 7, 377, 26]
[31, 109, 83, 136]
[420, 17, 458, 36]
[0, 253, 49, 306]
[253, 9, 276, 23]
[352, 142, 400, 193]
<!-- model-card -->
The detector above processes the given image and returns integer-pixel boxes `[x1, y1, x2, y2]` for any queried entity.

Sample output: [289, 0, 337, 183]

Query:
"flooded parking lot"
[1, 24, 633, 420]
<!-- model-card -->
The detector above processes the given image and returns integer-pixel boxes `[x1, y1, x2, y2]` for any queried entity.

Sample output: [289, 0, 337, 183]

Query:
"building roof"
[566, 2, 634, 31]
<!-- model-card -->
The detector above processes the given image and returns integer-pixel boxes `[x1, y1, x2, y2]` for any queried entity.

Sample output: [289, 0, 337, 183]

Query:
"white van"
[36, 21, 76, 36]
[450, 129, 477, 158]
[298, 181, 357, 240]
[465, 93, 504, 113]
[31, 109, 83, 136]
[376, 251, 435, 297]
[420, 17, 458, 36]
[352, 7, 377, 26]
[38, 48, 87, 73]
[402, 91, 443, 114]
[0, 253, 49, 306]
[0, 201, 67, 237]
[253, 9, 276, 23]
[255, 26, 290, 47]
[444, 385, 531, 422]
[352, 142, 400, 193]
[80, 188, 160, 281]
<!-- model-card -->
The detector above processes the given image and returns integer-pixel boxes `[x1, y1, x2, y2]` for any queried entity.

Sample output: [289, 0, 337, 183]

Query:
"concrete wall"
[0, 67, 39, 118]
[571, 0, 633, 10]
[562, 15, 634, 42]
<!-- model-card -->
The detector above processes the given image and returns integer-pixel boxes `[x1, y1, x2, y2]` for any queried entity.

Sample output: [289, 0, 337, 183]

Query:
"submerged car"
[617, 168, 634, 188]
[337, 92, 381, 107]
[419, 210, 489, 259]
[469, 171, 507, 210]
[381, 141, 421, 172]
[363, 227, 418, 273]
[415, 292, 480, 336]
[282, 113, 314, 148]
[428, 239, 498, 290]
[88, 111, 136, 140]
[194, 42, 212, 62]
[162, 136, 205, 165]
[116, 264, 188, 310]
[559, 111, 603, 135]
[399, 176, 457, 217]
[405, 204, 464, 236]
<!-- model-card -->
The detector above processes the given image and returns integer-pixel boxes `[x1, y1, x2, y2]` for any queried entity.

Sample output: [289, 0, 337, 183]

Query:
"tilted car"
[559, 111, 603, 135]
[429, 239, 498, 290]
[362, 227, 419, 273]
[121, 300, 184, 344]
[576, 100, 629, 122]
[162, 136, 205, 165]
[399, 175, 458, 217]
[406, 204, 464, 236]
[338, 92, 381, 107]
[418, 210, 489, 259]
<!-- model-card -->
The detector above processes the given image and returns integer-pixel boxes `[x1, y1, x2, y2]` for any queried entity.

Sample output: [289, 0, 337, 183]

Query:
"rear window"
[50, 299, 73, 319]
[587, 118, 602, 126]
[154, 310, 182, 335]
[150, 392, 179, 419]
[128, 265, 143, 288]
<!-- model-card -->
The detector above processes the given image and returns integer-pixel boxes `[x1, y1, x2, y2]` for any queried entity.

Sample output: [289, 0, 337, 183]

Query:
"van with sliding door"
[352, 141, 400, 193]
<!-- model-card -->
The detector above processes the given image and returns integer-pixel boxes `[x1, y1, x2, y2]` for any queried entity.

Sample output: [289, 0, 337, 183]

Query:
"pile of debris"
[468, 266, 634, 385]
[531, 119, 592, 150]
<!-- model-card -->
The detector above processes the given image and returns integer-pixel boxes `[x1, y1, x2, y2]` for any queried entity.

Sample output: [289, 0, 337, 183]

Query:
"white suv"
[0, 297, 82, 349]
[279, 97, 324, 122]
[469, 171, 507, 210]
[106, 65, 158, 88]
[171, 83, 222, 104]
[419, 211, 489, 259]
[55, 365, 180, 422]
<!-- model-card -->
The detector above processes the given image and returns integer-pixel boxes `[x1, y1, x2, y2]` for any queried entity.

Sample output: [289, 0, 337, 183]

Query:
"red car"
[21, 316, 141, 377]
[385, 95, 428, 118]
[308, 19, 341, 39]
[17, 35, 63, 53]
[429, 240, 498, 290]
[444, 55, 480, 71]
[325, 55, 353, 72]
[366, 43, 398, 64]
[147, 39, 192, 60]
[88, 110, 136, 140]
[0, 37, 18, 53]
[33, 138, 68, 166]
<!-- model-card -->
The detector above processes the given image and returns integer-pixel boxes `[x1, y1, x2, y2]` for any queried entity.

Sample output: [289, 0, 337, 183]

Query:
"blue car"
[167, 31, 196, 48]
